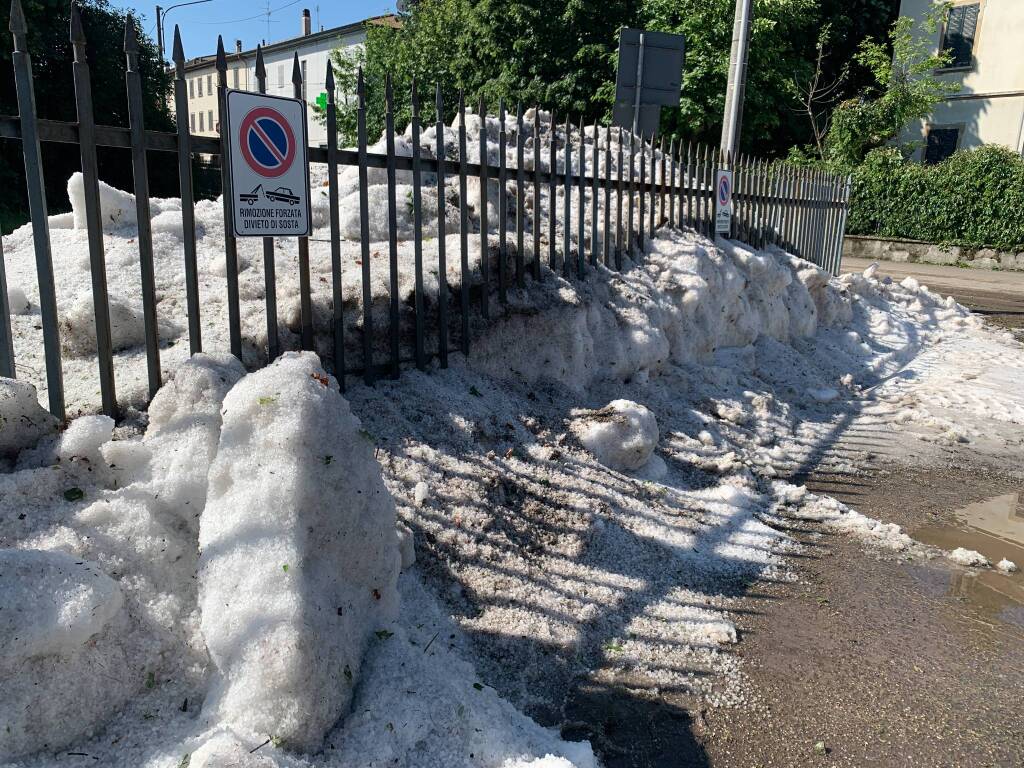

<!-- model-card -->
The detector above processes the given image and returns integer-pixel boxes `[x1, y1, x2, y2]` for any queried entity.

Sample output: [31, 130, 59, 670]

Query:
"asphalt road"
[842, 257, 1024, 334]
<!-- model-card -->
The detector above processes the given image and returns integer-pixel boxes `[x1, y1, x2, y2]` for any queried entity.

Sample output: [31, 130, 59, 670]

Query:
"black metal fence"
[0, 1, 851, 421]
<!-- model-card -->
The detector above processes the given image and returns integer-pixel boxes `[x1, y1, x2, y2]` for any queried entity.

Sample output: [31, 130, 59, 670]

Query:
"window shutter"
[944, 4, 980, 68]
[925, 128, 959, 164]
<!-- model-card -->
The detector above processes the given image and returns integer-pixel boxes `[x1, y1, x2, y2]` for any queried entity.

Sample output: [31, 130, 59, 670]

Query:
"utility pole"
[156, 5, 164, 63]
[721, 0, 753, 157]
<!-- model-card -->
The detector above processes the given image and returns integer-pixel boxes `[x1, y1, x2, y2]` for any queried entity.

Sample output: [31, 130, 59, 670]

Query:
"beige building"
[899, 0, 1024, 162]
[178, 9, 397, 146]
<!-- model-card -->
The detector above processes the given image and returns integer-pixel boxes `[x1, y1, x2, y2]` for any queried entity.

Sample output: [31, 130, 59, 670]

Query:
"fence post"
[667, 137, 676, 228]
[11, 0, 63, 411]
[832, 174, 853, 275]
[435, 83, 449, 368]
[0, 236, 13, 378]
[497, 100, 508, 300]
[356, 68, 374, 383]
[515, 103, 526, 288]
[124, 16, 162, 399]
[616, 128, 624, 269]
[324, 60, 344, 387]
[171, 27, 202, 358]
[457, 91, 471, 352]
[385, 76, 401, 377]
[532, 107, 542, 281]
[576, 116, 585, 278]
[591, 119, 599, 267]
[255, 45, 281, 363]
[410, 79, 426, 369]
[71, 3, 117, 417]
[638, 133, 646, 251]
[290, 53, 314, 351]
[648, 135, 656, 242]
[627, 130, 636, 255]
[477, 97, 490, 319]
[563, 116, 572, 278]
[603, 125, 612, 267]
[215, 38, 243, 358]
[548, 110, 557, 271]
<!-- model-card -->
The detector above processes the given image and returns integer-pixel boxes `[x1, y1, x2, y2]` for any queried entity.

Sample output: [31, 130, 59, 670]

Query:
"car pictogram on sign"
[265, 187, 300, 205]
[239, 184, 263, 205]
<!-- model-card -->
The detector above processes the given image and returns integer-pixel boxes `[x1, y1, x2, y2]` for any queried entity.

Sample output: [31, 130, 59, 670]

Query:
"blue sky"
[111, 0, 395, 61]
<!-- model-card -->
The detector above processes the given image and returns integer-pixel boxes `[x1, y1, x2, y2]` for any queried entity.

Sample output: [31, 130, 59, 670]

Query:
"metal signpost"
[715, 169, 733, 235]
[224, 90, 311, 237]
[612, 28, 685, 137]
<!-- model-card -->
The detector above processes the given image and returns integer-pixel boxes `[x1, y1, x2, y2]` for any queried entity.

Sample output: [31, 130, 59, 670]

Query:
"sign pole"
[632, 32, 645, 136]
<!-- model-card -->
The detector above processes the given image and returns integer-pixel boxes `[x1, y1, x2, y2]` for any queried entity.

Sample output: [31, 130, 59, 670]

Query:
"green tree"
[321, 0, 904, 156]
[321, 0, 640, 144]
[1, 0, 173, 231]
[639, 0, 820, 153]
[821, 7, 958, 168]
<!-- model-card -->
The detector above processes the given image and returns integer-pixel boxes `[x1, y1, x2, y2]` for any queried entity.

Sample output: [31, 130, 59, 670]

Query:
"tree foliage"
[848, 145, 1024, 251]
[1, 0, 172, 231]
[327, 0, 900, 154]
[819, 7, 958, 167]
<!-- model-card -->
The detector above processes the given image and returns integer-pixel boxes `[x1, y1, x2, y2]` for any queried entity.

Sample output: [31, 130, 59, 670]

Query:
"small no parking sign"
[224, 90, 310, 237]
[715, 169, 732, 235]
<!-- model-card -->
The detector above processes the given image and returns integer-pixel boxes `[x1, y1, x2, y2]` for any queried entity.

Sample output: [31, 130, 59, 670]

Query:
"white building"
[898, 0, 1024, 162]
[179, 9, 397, 147]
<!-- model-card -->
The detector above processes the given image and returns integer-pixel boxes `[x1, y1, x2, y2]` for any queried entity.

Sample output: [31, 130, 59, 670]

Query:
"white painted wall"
[898, 0, 1024, 158]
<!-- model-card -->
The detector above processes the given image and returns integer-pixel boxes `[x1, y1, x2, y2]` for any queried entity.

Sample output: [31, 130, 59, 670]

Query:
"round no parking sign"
[224, 90, 310, 237]
[239, 107, 296, 178]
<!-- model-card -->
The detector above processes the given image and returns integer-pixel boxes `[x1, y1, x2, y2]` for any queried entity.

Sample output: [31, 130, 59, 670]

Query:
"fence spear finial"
[291, 50, 301, 87]
[254, 44, 265, 82]
[10, 0, 27, 40]
[123, 13, 138, 54]
[171, 24, 185, 68]
[357, 67, 365, 108]
[69, 2, 85, 45]
[324, 59, 335, 103]
[215, 35, 226, 73]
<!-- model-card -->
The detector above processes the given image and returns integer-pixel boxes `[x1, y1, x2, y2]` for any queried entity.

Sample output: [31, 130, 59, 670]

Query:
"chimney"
[301, 8, 311, 36]
[235, 39, 242, 54]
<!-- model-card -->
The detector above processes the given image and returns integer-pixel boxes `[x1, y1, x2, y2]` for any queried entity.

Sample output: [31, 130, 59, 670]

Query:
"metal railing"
[0, 1, 851, 420]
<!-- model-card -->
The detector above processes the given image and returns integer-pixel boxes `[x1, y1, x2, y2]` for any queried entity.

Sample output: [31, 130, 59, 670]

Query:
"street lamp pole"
[721, 0, 753, 157]
[156, 0, 213, 64]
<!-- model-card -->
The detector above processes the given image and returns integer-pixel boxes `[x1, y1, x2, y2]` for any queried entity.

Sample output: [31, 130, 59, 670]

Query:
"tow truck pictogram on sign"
[238, 106, 296, 179]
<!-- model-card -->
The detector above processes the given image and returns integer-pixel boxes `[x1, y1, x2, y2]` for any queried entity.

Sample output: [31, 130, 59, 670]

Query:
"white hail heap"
[2, 110, 1024, 768]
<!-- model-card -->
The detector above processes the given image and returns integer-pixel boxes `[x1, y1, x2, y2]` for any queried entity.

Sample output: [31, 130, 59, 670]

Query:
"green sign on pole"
[315, 92, 328, 111]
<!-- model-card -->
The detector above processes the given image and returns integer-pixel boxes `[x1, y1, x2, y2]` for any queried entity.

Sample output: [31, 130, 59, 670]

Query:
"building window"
[941, 3, 980, 69]
[209, 110, 214, 133]
[301, 59, 307, 100]
[197, 77, 202, 97]
[278, 64, 285, 91]
[207, 74, 213, 94]
[190, 113, 195, 131]
[232, 68, 239, 89]
[189, 78, 194, 99]
[199, 111, 204, 132]
[924, 127, 960, 164]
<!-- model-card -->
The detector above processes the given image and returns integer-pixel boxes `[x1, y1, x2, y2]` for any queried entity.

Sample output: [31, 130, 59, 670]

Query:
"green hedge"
[847, 144, 1024, 251]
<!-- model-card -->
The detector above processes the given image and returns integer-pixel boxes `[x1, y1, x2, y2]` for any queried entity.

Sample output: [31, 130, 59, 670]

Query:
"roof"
[182, 14, 399, 71]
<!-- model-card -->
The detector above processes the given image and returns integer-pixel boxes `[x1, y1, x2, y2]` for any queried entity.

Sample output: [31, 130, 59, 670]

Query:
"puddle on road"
[910, 492, 1024, 629]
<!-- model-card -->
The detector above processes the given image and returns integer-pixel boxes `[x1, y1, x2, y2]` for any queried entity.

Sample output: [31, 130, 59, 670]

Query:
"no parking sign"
[715, 169, 732, 235]
[225, 90, 310, 237]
